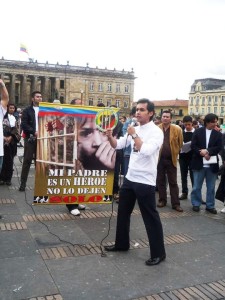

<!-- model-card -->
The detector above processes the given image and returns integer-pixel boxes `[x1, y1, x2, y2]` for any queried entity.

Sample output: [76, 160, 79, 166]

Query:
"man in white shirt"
[104, 98, 166, 266]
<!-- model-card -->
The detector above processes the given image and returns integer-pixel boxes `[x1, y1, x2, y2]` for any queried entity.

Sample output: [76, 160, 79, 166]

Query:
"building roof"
[153, 100, 188, 107]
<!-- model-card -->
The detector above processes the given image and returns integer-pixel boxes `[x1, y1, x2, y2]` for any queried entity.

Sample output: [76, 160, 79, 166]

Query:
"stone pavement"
[0, 151, 225, 300]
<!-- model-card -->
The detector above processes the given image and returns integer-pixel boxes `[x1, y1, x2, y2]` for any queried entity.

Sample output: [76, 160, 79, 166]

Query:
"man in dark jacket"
[191, 113, 222, 214]
[19, 91, 42, 191]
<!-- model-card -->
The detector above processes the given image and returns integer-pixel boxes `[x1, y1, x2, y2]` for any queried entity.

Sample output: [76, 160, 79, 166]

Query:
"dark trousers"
[20, 138, 37, 186]
[0, 143, 14, 182]
[156, 158, 180, 207]
[115, 178, 165, 258]
[179, 155, 193, 194]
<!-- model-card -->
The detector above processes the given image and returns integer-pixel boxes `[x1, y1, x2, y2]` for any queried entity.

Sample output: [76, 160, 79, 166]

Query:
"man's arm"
[177, 126, 183, 150]
[106, 128, 117, 148]
[0, 79, 9, 110]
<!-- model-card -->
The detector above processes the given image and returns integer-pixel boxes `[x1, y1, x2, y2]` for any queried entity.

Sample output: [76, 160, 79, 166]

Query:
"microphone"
[130, 118, 138, 127]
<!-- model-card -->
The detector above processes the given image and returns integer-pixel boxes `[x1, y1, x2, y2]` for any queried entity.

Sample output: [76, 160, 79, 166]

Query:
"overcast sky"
[1, 0, 225, 101]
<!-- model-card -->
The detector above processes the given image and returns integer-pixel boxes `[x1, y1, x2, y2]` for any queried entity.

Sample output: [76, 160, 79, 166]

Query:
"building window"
[221, 107, 224, 113]
[106, 99, 112, 107]
[208, 107, 211, 113]
[202, 97, 205, 105]
[201, 107, 205, 115]
[60, 80, 64, 89]
[214, 96, 218, 105]
[125, 85, 129, 93]
[89, 98, 94, 106]
[116, 84, 120, 93]
[208, 96, 211, 105]
[190, 97, 193, 105]
[60, 96, 64, 103]
[97, 98, 103, 104]
[214, 107, 218, 114]
[124, 100, 128, 108]
[98, 83, 103, 92]
[107, 83, 112, 92]
[190, 108, 193, 114]
[222, 96, 225, 104]
[196, 96, 199, 105]
[90, 82, 94, 91]
[116, 99, 120, 107]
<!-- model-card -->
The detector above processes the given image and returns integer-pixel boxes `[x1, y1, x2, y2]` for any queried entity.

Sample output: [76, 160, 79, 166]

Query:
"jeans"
[191, 168, 217, 209]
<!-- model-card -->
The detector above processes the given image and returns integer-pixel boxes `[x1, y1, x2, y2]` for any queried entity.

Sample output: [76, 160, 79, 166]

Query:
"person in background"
[191, 113, 222, 214]
[120, 115, 127, 124]
[178, 116, 195, 200]
[110, 105, 124, 201]
[154, 115, 161, 125]
[0, 79, 9, 219]
[157, 110, 183, 212]
[0, 103, 20, 185]
[122, 106, 137, 177]
[104, 98, 166, 266]
[19, 91, 42, 191]
[192, 120, 199, 130]
[218, 132, 225, 213]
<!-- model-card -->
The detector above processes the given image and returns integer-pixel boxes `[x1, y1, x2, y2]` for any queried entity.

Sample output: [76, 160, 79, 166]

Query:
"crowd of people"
[0, 81, 224, 265]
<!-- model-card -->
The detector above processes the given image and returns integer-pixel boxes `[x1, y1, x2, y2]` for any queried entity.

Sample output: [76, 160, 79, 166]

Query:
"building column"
[31, 76, 38, 92]
[41, 77, 51, 101]
[20, 75, 28, 104]
[10, 74, 16, 103]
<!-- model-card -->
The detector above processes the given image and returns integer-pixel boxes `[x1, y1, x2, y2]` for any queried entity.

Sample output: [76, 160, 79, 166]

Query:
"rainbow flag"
[20, 43, 29, 54]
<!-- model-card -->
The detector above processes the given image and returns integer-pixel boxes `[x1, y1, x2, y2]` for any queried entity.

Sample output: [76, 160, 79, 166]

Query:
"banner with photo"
[33, 102, 119, 205]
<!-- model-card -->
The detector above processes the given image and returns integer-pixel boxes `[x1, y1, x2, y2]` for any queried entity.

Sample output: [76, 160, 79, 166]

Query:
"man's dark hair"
[204, 113, 218, 126]
[183, 115, 192, 123]
[130, 106, 136, 116]
[70, 98, 80, 105]
[31, 91, 41, 98]
[137, 98, 155, 121]
[97, 102, 105, 107]
[161, 110, 173, 118]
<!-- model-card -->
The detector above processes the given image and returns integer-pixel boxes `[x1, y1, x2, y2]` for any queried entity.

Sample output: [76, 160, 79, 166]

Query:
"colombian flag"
[20, 43, 29, 55]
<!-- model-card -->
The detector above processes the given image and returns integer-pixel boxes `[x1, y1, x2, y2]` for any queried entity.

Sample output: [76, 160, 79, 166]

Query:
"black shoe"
[19, 186, 25, 191]
[206, 207, 217, 214]
[201, 200, 206, 205]
[6, 181, 11, 186]
[145, 254, 166, 266]
[0, 181, 5, 185]
[104, 245, 129, 252]
[179, 193, 187, 200]
[192, 206, 200, 212]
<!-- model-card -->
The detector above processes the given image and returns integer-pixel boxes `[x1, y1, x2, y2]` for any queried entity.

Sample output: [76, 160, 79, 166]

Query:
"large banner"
[33, 102, 119, 205]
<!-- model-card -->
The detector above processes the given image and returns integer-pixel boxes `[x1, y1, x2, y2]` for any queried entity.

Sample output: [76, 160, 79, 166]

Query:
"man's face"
[136, 103, 153, 125]
[77, 118, 108, 160]
[32, 93, 42, 107]
[183, 121, 193, 131]
[206, 119, 218, 130]
[161, 113, 172, 125]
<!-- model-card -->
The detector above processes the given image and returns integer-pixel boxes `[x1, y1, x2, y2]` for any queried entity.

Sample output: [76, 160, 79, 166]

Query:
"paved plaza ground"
[0, 148, 225, 300]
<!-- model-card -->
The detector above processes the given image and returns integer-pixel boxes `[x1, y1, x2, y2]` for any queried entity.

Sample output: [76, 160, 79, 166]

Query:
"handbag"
[11, 127, 21, 143]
